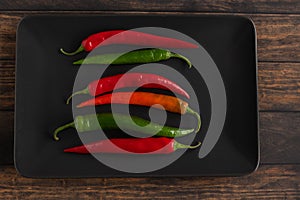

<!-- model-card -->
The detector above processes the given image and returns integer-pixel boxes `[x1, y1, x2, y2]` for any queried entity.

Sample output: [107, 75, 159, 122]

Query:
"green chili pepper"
[73, 48, 192, 68]
[53, 113, 194, 141]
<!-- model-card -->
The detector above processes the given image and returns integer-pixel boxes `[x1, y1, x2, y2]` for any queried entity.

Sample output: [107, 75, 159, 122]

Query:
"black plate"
[15, 15, 259, 178]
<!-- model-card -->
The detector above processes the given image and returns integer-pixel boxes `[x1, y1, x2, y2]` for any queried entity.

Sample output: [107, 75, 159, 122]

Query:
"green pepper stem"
[53, 122, 75, 141]
[66, 88, 89, 104]
[60, 45, 84, 56]
[173, 141, 201, 151]
[186, 107, 201, 133]
[171, 53, 192, 68]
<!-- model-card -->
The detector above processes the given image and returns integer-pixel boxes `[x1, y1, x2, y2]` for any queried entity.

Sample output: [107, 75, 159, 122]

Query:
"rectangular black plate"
[15, 15, 259, 178]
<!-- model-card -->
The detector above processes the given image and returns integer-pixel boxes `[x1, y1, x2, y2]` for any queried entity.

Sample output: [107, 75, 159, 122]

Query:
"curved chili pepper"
[77, 92, 201, 132]
[60, 30, 198, 56]
[53, 113, 195, 141]
[73, 48, 192, 68]
[64, 137, 201, 154]
[66, 73, 190, 104]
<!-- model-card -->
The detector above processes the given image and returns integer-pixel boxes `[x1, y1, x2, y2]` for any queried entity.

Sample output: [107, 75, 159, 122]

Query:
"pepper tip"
[172, 52, 192, 69]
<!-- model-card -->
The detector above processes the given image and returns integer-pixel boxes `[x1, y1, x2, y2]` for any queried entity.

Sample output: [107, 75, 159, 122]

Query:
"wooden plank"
[260, 112, 300, 164]
[0, 13, 299, 62]
[1, 110, 300, 165]
[0, 83, 14, 110]
[0, 111, 13, 165]
[0, 0, 299, 14]
[0, 60, 14, 84]
[252, 15, 300, 62]
[0, 60, 14, 111]
[0, 14, 20, 60]
[2, 61, 300, 111]
[258, 62, 300, 111]
[0, 164, 299, 199]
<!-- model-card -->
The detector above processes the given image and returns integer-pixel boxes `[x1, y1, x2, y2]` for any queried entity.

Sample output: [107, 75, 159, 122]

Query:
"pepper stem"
[186, 107, 201, 133]
[53, 122, 75, 141]
[66, 87, 89, 104]
[60, 45, 84, 56]
[174, 141, 201, 151]
[171, 53, 192, 68]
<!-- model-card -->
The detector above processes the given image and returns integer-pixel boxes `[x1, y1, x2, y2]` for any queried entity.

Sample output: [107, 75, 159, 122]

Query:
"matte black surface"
[15, 15, 258, 177]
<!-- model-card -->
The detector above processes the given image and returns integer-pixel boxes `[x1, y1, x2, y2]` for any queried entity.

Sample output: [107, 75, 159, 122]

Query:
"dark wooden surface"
[0, 0, 299, 14]
[0, 165, 300, 199]
[0, 1, 299, 199]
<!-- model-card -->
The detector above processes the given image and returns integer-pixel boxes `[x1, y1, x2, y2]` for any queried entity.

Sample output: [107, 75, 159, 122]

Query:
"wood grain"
[2, 61, 300, 111]
[0, 2, 299, 199]
[0, 111, 13, 165]
[1, 111, 300, 165]
[0, 14, 20, 60]
[0, 13, 299, 62]
[0, 0, 299, 14]
[252, 15, 300, 62]
[0, 60, 14, 111]
[260, 112, 300, 164]
[0, 164, 299, 199]
[258, 62, 300, 111]
[0, 60, 14, 84]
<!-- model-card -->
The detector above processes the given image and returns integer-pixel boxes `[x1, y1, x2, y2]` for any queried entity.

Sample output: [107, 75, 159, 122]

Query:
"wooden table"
[0, 1, 299, 199]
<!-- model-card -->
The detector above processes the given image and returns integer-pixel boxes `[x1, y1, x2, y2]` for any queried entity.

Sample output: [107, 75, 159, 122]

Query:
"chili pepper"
[77, 92, 201, 132]
[64, 137, 201, 154]
[66, 73, 190, 104]
[60, 30, 198, 56]
[53, 113, 195, 141]
[73, 48, 192, 68]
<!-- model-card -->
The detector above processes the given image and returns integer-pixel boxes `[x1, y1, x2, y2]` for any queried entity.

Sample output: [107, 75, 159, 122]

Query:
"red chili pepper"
[64, 137, 201, 154]
[66, 73, 190, 104]
[60, 30, 198, 55]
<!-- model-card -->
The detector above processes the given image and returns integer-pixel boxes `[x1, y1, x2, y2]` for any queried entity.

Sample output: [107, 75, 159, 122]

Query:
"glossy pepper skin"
[77, 92, 201, 132]
[66, 73, 190, 104]
[60, 30, 198, 56]
[64, 137, 201, 154]
[53, 113, 195, 141]
[73, 48, 192, 68]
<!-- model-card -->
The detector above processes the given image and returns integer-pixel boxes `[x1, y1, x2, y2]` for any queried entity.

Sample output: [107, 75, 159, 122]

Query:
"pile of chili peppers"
[55, 30, 201, 154]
